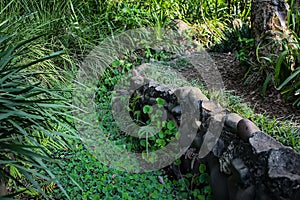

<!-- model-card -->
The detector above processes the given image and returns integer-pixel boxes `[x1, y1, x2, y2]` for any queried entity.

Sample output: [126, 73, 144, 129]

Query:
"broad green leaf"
[199, 173, 209, 184]
[143, 105, 153, 114]
[262, 73, 272, 97]
[167, 120, 176, 130]
[277, 68, 300, 90]
[199, 164, 207, 173]
[274, 50, 288, 85]
[0, 35, 12, 44]
[156, 97, 164, 106]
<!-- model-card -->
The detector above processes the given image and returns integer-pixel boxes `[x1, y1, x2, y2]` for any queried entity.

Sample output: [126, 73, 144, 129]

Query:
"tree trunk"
[250, 0, 293, 74]
[251, 0, 289, 44]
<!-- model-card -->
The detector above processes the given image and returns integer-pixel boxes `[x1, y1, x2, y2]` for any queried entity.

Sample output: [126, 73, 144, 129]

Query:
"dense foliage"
[0, 0, 299, 199]
[0, 26, 75, 198]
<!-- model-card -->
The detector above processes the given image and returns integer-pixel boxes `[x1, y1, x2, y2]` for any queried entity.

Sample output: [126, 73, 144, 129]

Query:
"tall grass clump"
[287, 0, 300, 35]
[219, 0, 300, 106]
[0, 1, 78, 88]
[0, 22, 77, 199]
[249, 0, 300, 106]
[271, 31, 300, 106]
[172, 0, 252, 48]
[0, 0, 253, 52]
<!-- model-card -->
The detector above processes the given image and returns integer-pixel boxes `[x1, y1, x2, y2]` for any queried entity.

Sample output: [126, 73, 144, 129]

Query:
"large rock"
[249, 131, 283, 153]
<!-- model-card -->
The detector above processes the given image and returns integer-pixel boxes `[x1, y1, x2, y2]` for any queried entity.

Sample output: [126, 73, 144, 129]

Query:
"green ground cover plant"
[51, 143, 177, 200]
[0, 0, 299, 199]
[256, 31, 300, 106]
[225, 91, 299, 151]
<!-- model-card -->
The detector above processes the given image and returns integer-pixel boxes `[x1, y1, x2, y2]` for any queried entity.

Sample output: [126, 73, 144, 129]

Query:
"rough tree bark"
[251, 0, 289, 43]
[251, 0, 290, 59]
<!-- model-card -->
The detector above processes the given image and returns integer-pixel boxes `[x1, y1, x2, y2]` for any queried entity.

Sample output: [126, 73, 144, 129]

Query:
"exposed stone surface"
[224, 113, 243, 133]
[172, 19, 192, 36]
[122, 72, 300, 200]
[268, 148, 300, 181]
[171, 105, 181, 115]
[250, 131, 284, 153]
[237, 119, 260, 141]
[231, 158, 250, 187]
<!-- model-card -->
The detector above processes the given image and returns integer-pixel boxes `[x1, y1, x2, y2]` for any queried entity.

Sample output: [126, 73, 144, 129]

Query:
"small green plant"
[51, 142, 179, 199]
[254, 30, 300, 105]
[287, 0, 300, 36]
[131, 98, 179, 155]
[172, 163, 213, 200]
[191, 164, 213, 200]
[225, 90, 299, 151]
[236, 37, 255, 62]
[211, 20, 253, 54]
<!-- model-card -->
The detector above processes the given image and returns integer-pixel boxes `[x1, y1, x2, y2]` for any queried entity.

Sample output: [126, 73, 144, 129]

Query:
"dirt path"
[172, 19, 298, 124]
[209, 52, 299, 125]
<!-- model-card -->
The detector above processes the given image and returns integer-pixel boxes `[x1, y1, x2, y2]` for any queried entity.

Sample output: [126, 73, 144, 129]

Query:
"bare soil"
[172, 50, 299, 125]
[209, 52, 300, 125]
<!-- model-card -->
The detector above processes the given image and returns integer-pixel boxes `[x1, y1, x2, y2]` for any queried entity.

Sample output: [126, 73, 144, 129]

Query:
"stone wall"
[116, 70, 300, 200]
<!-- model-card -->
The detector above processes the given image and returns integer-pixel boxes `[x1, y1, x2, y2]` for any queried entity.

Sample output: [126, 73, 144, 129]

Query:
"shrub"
[254, 30, 300, 106]
[0, 25, 76, 199]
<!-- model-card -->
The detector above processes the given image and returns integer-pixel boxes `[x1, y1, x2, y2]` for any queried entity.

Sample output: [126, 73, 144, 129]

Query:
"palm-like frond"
[0, 26, 76, 199]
